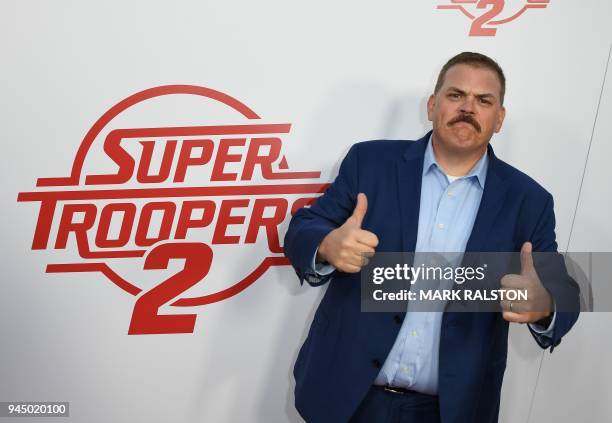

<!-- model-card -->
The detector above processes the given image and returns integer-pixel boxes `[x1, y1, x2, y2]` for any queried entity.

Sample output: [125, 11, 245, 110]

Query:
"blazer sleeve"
[528, 193, 581, 352]
[283, 144, 360, 286]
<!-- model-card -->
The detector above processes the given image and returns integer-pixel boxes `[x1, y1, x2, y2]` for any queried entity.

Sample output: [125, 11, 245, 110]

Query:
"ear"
[427, 94, 436, 122]
[494, 106, 506, 133]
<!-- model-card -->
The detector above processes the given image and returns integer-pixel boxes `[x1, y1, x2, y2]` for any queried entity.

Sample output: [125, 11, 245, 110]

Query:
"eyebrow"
[446, 86, 497, 101]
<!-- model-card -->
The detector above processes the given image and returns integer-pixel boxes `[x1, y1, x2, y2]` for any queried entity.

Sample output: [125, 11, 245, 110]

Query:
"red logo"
[18, 85, 327, 334]
[437, 0, 550, 36]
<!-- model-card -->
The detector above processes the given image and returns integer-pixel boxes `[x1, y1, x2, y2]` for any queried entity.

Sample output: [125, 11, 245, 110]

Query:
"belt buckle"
[383, 385, 405, 395]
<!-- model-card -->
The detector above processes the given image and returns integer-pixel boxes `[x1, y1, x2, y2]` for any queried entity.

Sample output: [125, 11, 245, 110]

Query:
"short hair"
[434, 52, 506, 105]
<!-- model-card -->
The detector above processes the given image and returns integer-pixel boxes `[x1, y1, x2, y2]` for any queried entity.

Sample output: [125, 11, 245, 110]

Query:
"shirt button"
[411, 330, 418, 337]
[448, 191, 455, 197]
[372, 359, 382, 369]
[438, 223, 445, 229]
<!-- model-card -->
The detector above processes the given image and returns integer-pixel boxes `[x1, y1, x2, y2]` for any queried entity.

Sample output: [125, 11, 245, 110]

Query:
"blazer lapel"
[465, 146, 509, 253]
[396, 134, 429, 252]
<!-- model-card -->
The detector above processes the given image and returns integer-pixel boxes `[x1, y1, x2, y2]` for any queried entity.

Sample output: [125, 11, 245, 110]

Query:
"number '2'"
[470, 0, 504, 36]
[129, 242, 213, 334]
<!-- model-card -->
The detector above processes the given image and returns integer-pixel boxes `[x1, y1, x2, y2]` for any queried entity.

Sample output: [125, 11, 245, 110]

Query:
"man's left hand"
[500, 242, 553, 324]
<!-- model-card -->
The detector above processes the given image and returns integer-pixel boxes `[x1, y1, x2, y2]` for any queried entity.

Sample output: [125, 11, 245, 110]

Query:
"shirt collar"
[422, 134, 488, 188]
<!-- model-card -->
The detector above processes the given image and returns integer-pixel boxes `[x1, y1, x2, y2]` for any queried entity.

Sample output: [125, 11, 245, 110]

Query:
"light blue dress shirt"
[313, 136, 554, 395]
[373, 137, 489, 394]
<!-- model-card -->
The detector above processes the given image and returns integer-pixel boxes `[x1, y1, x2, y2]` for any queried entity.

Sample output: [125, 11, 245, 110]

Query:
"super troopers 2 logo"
[17, 85, 327, 335]
[437, 0, 550, 36]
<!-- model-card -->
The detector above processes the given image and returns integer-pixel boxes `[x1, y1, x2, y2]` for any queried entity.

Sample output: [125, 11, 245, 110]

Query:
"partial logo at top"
[437, 0, 550, 36]
[18, 85, 328, 335]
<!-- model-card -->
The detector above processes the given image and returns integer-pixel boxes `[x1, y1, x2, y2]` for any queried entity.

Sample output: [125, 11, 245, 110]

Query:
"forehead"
[441, 63, 502, 95]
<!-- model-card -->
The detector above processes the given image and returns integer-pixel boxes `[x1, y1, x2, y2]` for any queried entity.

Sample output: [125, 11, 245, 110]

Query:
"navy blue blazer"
[284, 132, 580, 423]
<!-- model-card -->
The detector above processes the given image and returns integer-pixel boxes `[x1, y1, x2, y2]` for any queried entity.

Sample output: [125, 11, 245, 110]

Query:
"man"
[284, 52, 580, 423]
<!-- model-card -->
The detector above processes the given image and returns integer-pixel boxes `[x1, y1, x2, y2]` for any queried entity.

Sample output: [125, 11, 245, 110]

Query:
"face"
[427, 63, 506, 156]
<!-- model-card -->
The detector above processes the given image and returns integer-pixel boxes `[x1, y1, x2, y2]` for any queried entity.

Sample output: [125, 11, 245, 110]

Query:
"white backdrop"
[1, 1, 611, 422]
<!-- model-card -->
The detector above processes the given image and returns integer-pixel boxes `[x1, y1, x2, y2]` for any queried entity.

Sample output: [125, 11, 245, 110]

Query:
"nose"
[459, 95, 476, 114]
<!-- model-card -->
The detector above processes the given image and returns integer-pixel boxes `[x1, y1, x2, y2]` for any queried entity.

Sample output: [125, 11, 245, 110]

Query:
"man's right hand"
[317, 193, 379, 273]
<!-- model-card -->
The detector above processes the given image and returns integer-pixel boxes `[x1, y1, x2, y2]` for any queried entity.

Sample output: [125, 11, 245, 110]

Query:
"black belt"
[374, 385, 437, 397]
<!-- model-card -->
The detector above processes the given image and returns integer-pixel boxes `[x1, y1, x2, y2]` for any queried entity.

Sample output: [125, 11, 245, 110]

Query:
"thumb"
[520, 241, 536, 277]
[350, 193, 368, 227]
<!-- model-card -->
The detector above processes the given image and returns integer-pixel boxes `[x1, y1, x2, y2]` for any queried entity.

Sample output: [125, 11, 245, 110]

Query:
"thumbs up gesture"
[317, 193, 380, 273]
[501, 242, 554, 323]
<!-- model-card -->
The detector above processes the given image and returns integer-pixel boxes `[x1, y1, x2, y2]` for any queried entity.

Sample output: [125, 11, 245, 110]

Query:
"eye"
[479, 98, 492, 105]
[448, 93, 461, 99]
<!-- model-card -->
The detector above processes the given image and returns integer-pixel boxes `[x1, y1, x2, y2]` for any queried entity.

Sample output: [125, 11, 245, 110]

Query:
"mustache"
[448, 114, 481, 133]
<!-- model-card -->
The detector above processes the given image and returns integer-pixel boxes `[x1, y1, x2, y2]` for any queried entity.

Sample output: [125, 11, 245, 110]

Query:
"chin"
[434, 129, 486, 153]
[449, 134, 478, 147]
[448, 139, 485, 155]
